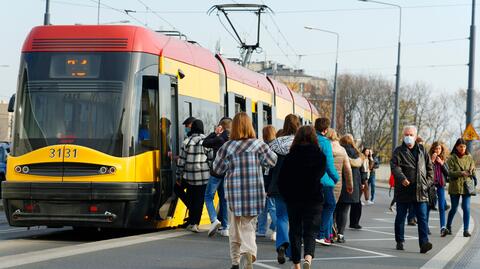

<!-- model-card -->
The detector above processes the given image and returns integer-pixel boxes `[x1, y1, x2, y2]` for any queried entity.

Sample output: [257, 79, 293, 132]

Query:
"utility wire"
[261, 21, 297, 68]
[87, 0, 147, 27]
[136, 0, 178, 31]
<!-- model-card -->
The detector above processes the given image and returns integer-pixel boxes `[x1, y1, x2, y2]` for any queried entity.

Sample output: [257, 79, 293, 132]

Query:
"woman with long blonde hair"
[213, 112, 277, 269]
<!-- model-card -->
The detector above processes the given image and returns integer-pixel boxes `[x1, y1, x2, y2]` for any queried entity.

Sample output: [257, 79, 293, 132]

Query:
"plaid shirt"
[177, 134, 213, 185]
[213, 139, 277, 216]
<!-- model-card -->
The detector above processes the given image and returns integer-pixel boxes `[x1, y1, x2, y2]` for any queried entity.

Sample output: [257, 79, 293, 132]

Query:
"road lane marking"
[255, 262, 280, 269]
[332, 243, 394, 257]
[0, 230, 189, 269]
[360, 228, 417, 238]
[420, 211, 474, 269]
[346, 238, 416, 241]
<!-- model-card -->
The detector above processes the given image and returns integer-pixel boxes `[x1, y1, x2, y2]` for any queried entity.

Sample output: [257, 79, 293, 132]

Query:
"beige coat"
[331, 141, 354, 200]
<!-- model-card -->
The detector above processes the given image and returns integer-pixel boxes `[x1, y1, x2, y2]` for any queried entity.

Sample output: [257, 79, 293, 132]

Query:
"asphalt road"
[0, 188, 476, 269]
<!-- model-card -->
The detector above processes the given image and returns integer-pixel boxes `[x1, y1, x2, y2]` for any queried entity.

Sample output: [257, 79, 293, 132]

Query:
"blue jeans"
[204, 175, 228, 229]
[437, 186, 447, 229]
[257, 196, 276, 235]
[395, 202, 429, 247]
[275, 196, 291, 257]
[407, 203, 416, 221]
[447, 194, 471, 232]
[369, 173, 376, 201]
[319, 187, 336, 239]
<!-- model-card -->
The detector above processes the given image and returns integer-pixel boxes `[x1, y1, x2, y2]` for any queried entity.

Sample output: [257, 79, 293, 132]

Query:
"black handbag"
[428, 186, 437, 209]
[464, 179, 476, 196]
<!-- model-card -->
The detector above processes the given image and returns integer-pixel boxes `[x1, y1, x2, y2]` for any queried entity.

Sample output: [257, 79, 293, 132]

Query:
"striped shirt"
[177, 134, 213, 185]
[213, 139, 277, 216]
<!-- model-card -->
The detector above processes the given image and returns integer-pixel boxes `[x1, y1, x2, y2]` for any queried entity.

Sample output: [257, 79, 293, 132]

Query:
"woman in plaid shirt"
[177, 119, 213, 233]
[213, 112, 277, 269]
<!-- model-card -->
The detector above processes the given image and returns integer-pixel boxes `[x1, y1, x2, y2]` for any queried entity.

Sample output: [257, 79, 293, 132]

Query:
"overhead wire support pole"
[304, 26, 340, 129]
[466, 0, 476, 152]
[44, 0, 51, 25]
[359, 0, 402, 152]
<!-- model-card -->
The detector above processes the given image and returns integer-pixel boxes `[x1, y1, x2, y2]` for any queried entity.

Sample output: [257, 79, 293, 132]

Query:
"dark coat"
[390, 143, 434, 203]
[338, 144, 362, 203]
[278, 144, 326, 203]
[203, 131, 229, 178]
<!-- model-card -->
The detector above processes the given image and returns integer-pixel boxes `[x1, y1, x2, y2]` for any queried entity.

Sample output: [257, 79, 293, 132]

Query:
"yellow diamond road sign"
[462, 123, 480, 141]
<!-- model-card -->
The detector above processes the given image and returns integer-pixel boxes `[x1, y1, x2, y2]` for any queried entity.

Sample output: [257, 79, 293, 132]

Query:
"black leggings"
[350, 202, 362, 226]
[286, 201, 323, 264]
[185, 183, 207, 225]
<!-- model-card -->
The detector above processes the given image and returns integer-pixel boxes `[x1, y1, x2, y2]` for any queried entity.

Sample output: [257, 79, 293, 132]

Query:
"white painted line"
[0, 228, 30, 234]
[332, 242, 394, 257]
[361, 226, 438, 229]
[255, 262, 280, 269]
[346, 238, 417, 242]
[0, 230, 190, 269]
[360, 228, 417, 239]
[420, 211, 475, 269]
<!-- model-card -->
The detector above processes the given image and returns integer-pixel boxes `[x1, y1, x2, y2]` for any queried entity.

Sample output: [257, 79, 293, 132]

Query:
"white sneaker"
[316, 238, 332, 246]
[219, 229, 229, 237]
[361, 201, 366, 206]
[367, 200, 374, 205]
[208, 219, 221, 237]
[270, 231, 276, 241]
[187, 224, 199, 233]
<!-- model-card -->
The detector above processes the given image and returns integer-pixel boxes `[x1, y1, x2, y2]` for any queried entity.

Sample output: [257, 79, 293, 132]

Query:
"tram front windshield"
[13, 52, 132, 157]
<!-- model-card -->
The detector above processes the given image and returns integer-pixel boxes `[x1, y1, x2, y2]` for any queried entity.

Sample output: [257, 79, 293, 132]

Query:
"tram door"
[156, 75, 179, 219]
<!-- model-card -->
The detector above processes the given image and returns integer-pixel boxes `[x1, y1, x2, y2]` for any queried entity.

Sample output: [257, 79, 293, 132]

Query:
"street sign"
[462, 123, 480, 141]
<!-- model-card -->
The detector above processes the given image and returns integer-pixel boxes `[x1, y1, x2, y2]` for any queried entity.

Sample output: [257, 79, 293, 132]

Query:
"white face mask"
[403, 135, 415, 146]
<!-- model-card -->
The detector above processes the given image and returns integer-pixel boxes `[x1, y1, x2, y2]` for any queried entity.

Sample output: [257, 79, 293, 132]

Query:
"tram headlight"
[14, 166, 22, 173]
[108, 167, 116, 174]
[99, 166, 108, 174]
[21, 166, 30, 174]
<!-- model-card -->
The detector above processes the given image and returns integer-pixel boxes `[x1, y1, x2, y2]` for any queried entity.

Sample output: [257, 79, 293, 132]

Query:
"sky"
[0, 0, 477, 103]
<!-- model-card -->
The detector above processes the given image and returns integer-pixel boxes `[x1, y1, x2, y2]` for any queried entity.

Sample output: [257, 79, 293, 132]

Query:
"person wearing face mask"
[183, 116, 197, 138]
[390, 125, 434, 254]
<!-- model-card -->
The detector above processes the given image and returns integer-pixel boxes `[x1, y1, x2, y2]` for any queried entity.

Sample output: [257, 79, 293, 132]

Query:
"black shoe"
[441, 228, 449, 237]
[464, 231, 471, 237]
[337, 234, 346, 243]
[446, 226, 452, 235]
[428, 230, 431, 235]
[396, 242, 404, 250]
[420, 242, 433, 254]
[407, 220, 416, 226]
[230, 265, 239, 269]
[277, 246, 286, 264]
[446, 204, 451, 210]
[350, 224, 362, 229]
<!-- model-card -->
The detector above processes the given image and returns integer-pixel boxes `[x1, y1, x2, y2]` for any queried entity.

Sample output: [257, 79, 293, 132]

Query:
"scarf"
[434, 163, 444, 187]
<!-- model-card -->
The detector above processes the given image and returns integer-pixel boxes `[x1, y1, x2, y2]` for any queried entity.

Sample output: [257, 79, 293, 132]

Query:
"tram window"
[183, 101, 192, 120]
[234, 96, 246, 113]
[138, 76, 159, 152]
[263, 105, 272, 125]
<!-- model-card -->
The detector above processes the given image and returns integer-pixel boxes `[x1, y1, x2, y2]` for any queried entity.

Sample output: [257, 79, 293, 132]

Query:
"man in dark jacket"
[390, 125, 434, 254]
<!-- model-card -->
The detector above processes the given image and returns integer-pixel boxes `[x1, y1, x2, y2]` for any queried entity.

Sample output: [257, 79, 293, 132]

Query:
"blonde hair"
[219, 118, 232, 132]
[230, 112, 256, 140]
[325, 128, 339, 141]
[340, 134, 361, 155]
[262, 125, 276, 143]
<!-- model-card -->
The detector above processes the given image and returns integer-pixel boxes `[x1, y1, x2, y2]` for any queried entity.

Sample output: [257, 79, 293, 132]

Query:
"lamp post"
[359, 0, 402, 151]
[466, 0, 476, 152]
[304, 26, 339, 129]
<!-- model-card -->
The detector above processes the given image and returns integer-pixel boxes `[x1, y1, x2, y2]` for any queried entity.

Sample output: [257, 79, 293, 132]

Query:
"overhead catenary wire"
[136, 0, 178, 31]
[86, 0, 148, 27]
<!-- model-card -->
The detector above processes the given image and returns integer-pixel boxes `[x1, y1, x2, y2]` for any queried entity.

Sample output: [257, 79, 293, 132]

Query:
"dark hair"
[451, 138, 469, 155]
[281, 114, 300, 136]
[291, 125, 318, 149]
[362, 147, 371, 155]
[429, 141, 448, 160]
[182, 116, 196, 125]
[190, 119, 204, 135]
[314, 118, 330, 133]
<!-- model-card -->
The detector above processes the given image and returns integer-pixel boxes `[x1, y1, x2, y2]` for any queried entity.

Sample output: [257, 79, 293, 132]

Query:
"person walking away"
[174, 116, 197, 213]
[446, 138, 477, 237]
[278, 125, 327, 269]
[257, 125, 278, 240]
[314, 119, 340, 246]
[338, 135, 364, 230]
[213, 112, 277, 269]
[176, 119, 213, 233]
[368, 151, 380, 204]
[269, 114, 301, 264]
[391, 125, 434, 253]
[203, 117, 232, 237]
[360, 148, 373, 205]
[428, 141, 449, 237]
[326, 128, 353, 243]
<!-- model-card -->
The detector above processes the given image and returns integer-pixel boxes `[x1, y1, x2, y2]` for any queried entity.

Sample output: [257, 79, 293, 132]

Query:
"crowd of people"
[174, 112, 477, 269]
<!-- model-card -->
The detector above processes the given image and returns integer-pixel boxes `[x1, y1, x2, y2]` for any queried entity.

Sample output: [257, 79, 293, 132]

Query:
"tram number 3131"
[49, 148, 78, 159]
